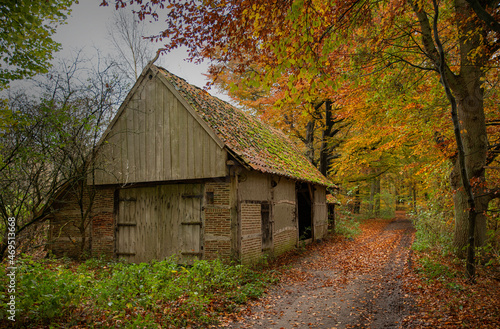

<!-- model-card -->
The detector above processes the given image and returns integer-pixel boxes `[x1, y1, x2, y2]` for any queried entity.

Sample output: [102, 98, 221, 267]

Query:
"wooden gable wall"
[93, 71, 227, 185]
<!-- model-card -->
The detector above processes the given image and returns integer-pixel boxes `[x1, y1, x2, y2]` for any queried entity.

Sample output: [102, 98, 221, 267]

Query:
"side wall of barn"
[237, 169, 298, 264]
[49, 183, 115, 258]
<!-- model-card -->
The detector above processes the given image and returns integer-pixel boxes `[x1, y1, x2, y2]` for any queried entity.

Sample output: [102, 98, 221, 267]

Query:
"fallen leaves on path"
[220, 214, 415, 328]
[220, 213, 500, 328]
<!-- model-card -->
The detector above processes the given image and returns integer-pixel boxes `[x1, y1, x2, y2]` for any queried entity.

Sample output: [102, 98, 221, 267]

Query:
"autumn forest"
[1, 0, 500, 327]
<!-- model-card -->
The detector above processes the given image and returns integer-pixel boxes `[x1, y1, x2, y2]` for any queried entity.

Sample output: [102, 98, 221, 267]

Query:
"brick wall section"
[241, 236, 261, 264]
[90, 188, 115, 257]
[49, 183, 114, 258]
[241, 203, 261, 235]
[204, 240, 231, 260]
[204, 181, 232, 260]
[240, 203, 262, 264]
[274, 227, 297, 256]
[204, 208, 231, 237]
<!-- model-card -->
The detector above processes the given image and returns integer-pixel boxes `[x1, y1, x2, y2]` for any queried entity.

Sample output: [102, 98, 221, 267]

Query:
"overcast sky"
[51, 1, 227, 99]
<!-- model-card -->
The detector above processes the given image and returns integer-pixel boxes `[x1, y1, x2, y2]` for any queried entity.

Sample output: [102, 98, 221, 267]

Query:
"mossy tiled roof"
[157, 66, 331, 186]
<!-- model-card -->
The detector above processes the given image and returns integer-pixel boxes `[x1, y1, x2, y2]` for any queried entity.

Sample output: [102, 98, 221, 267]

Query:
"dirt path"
[222, 212, 416, 329]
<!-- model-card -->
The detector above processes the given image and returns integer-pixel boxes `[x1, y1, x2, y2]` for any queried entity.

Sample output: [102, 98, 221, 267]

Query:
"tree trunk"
[369, 176, 381, 217]
[445, 0, 489, 258]
[450, 90, 488, 255]
[412, 0, 491, 264]
[319, 101, 334, 176]
[305, 120, 315, 163]
[353, 187, 361, 214]
[412, 182, 417, 211]
[375, 176, 381, 217]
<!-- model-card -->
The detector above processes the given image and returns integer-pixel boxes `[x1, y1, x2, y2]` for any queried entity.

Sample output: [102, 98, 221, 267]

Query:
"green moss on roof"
[157, 66, 331, 187]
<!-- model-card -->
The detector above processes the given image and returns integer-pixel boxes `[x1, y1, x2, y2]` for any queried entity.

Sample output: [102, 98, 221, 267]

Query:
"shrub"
[335, 205, 361, 239]
[1, 257, 86, 324]
[0, 257, 276, 328]
[410, 203, 454, 252]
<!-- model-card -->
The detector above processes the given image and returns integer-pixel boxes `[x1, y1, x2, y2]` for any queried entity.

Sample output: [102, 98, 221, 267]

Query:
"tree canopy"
[0, 0, 75, 88]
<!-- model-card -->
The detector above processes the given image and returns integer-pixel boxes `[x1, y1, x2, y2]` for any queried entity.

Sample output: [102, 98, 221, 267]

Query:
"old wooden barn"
[49, 63, 332, 264]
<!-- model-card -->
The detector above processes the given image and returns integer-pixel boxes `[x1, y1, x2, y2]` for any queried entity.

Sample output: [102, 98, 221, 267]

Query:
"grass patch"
[0, 256, 278, 328]
[417, 255, 456, 281]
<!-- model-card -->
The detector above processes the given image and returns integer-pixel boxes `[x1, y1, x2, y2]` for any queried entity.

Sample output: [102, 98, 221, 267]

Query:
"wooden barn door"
[116, 184, 203, 263]
[116, 187, 159, 263]
[157, 184, 204, 263]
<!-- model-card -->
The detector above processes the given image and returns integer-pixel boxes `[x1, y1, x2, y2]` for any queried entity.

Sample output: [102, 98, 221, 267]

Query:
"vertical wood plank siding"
[94, 77, 227, 185]
[116, 184, 204, 263]
[313, 186, 328, 239]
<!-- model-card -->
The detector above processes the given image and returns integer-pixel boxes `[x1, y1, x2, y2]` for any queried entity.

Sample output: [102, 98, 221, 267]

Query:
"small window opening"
[206, 192, 215, 204]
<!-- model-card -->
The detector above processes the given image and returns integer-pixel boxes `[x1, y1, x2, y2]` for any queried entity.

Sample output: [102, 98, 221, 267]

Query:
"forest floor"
[219, 211, 500, 328]
[220, 211, 416, 328]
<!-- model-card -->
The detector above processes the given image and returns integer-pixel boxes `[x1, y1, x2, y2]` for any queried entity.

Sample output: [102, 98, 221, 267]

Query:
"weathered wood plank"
[176, 184, 184, 254]
[145, 79, 155, 180]
[118, 114, 127, 183]
[138, 88, 146, 182]
[126, 98, 137, 183]
[207, 134, 214, 177]
[187, 114, 195, 177]
[178, 101, 188, 178]
[163, 88, 172, 179]
[133, 95, 142, 183]
[116, 252, 136, 256]
[158, 184, 167, 259]
[170, 97, 180, 180]
[117, 189, 139, 262]
[161, 184, 173, 258]
[217, 146, 227, 177]
[117, 222, 137, 227]
[194, 122, 203, 178]
[129, 189, 137, 262]
[147, 186, 157, 261]
[139, 187, 148, 262]
[131, 188, 140, 262]
[155, 78, 164, 180]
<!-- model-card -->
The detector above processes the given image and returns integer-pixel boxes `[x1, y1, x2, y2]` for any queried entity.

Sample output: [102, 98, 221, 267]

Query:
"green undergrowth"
[0, 256, 278, 328]
[334, 206, 362, 239]
[335, 217, 361, 239]
[417, 254, 459, 283]
[409, 204, 454, 253]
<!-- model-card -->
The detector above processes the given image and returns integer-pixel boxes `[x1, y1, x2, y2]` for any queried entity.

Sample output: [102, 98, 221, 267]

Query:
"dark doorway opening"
[261, 202, 272, 252]
[297, 184, 312, 241]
